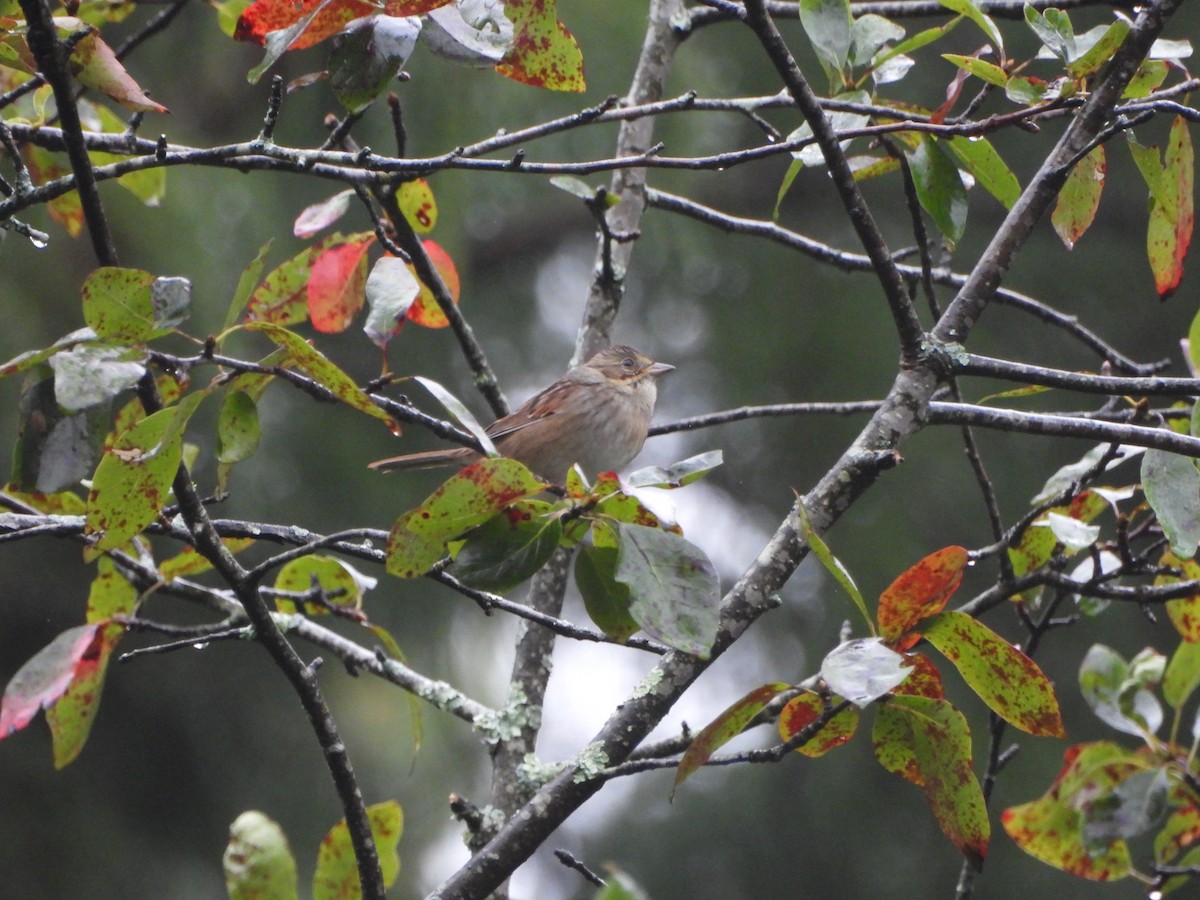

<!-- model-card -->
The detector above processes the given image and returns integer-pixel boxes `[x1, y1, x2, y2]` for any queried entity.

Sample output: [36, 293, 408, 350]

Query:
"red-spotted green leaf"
[674, 683, 791, 794]
[1052, 145, 1105, 249]
[407, 240, 461, 328]
[615, 522, 721, 658]
[81, 267, 158, 343]
[873, 694, 989, 866]
[446, 500, 561, 593]
[223, 811, 299, 900]
[86, 556, 138, 622]
[1123, 59, 1168, 99]
[87, 103, 167, 206]
[386, 459, 547, 578]
[159, 538, 256, 582]
[1157, 550, 1200, 641]
[312, 800, 402, 899]
[593, 490, 675, 532]
[1002, 742, 1135, 880]
[242, 321, 398, 431]
[44, 620, 124, 768]
[85, 407, 185, 556]
[308, 234, 372, 333]
[0, 620, 125, 768]
[878, 546, 968, 641]
[796, 503, 872, 632]
[1164, 640, 1200, 711]
[777, 692, 858, 757]
[363, 256, 420, 349]
[223, 240, 274, 332]
[494, 0, 584, 92]
[575, 522, 638, 642]
[821, 637, 911, 706]
[274, 555, 371, 614]
[920, 610, 1065, 737]
[397, 179, 437, 233]
[217, 390, 261, 465]
[1142, 448, 1200, 558]
[245, 241, 323, 326]
[947, 135, 1020, 209]
[892, 652, 945, 699]
[1156, 803, 1200, 874]
[1151, 117, 1193, 299]
[294, 190, 354, 239]
[907, 135, 968, 245]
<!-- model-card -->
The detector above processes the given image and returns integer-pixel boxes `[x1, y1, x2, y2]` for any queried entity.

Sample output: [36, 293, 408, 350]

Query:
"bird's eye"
[621, 357, 635, 369]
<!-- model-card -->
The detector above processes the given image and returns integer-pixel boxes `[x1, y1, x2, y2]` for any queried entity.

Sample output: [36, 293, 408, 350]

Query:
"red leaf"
[0, 622, 123, 738]
[308, 236, 373, 333]
[776, 693, 858, 757]
[235, 0, 450, 48]
[877, 546, 969, 641]
[407, 240, 460, 328]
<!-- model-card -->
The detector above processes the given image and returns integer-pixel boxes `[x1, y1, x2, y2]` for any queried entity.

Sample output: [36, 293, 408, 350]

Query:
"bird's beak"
[648, 361, 675, 378]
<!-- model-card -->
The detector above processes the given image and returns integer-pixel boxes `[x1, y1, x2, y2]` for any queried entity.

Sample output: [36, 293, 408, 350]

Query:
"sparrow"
[369, 345, 673, 480]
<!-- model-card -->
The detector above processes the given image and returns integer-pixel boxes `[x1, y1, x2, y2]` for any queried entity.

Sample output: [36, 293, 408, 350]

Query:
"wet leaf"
[446, 501, 561, 593]
[821, 637, 911, 706]
[799, 0, 852, 74]
[575, 522, 638, 641]
[615, 522, 720, 658]
[1079, 644, 1163, 737]
[907, 135, 968, 245]
[777, 692, 859, 757]
[626, 450, 723, 489]
[1052, 145, 1105, 249]
[223, 811, 299, 900]
[329, 15, 421, 112]
[1142, 447, 1200, 558]
[294, 190, 354, 238]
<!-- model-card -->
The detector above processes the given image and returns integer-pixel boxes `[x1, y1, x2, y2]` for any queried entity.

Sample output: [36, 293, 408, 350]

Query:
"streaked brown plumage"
[368, 345, 673, 480]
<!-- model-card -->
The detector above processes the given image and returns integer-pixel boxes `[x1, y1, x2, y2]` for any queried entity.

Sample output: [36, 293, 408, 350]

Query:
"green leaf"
[86, 555, 139, 622]
[787, 90, 871, 166]
[312, 800, 402, 899]
[1001, 741, 1134, 880]
[920, 610, 1065, 736]
[217, 390, 262, 464]
[615, 522, 721, 658]
[907, 136, 968, 245]
[1123, 59, 1168, 99]
[81, 267, 159, 343]
[850, 13, 903, 67]
[1082, 766, 1170, 851]
[1024, 3, 1073, 61]
[799, 0, 853, 76]
[273, 555, 370, 614]
[386, 459, 547, 578]
[223, 239, 274, 332]
[674, 683, 791, 795]
[329, 15, 421, 112]
[1148, 116, 1194, 299]
[1163, 640, 1200, 711]
[243, 321, 399, 432]
[877, 546, 969, 641]
[774, 157, 805, 219]
[1155, 551, 1200, 641]
[948, 135, 1020, 209]
[575, 523, 638, 642]
[626, 450, 723, 489]
[1142, 448, 1200, 558]
[446, 501, 562, 593]
[1066, 18, 1129, 76]
[941, 53, 1007, 88]
[874, 694, 990, 865]
[1051, 145, 1105, 249]
[243, 240, 320, 326]
[224, 811, 299, 900]
[85, 406, 185, 556]
[796, 503, 873, 633]
[938, 0, 1001, 52]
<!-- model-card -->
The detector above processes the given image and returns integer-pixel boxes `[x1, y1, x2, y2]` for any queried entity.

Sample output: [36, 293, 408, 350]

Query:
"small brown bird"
[369, 345, 674, 480]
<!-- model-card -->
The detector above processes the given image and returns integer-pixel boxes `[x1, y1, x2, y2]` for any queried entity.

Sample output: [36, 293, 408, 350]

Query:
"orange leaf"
[777, 693, 858, 757]
[674, 683, 790, 794]
[235, 0, 450, 48]
[877, 545, 969, 641]
[495, 0, 585, 93]
[407, 239, 460, 328]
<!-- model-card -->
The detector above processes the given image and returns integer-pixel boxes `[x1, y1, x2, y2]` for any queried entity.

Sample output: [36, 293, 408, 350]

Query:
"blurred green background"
[1, 1, 1197, 897]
